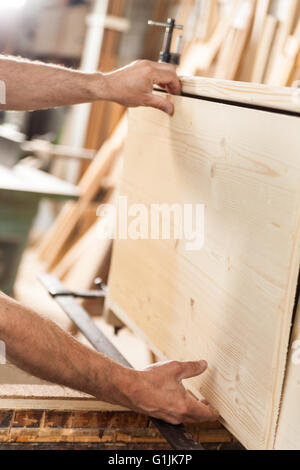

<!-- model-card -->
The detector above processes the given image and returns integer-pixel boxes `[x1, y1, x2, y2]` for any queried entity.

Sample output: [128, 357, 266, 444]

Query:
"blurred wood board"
[251, 15, 278, 83]
[108, 80, 300, 450]
[0, 364, 125, 411]
[237, 0, 270, 81]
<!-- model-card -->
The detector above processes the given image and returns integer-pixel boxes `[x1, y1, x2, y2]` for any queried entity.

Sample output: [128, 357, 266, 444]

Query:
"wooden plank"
[237, 0, 270, 81]
[215, 0, 255, 80]
[251, 15, 278, 83]
[180, 76, 300, 112]
[265, 0, 300, 84]
[270, 34, 300, 86]
[180, 0, 239, 74]
[108, 92, 300, 450]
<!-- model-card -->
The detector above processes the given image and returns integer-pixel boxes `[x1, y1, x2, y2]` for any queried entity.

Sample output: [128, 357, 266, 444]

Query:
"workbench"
[0, 410, 240, 450]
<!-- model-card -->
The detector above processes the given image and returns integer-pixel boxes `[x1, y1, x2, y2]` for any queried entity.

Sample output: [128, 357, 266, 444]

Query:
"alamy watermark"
[0, 80, 6, 105]
[0, 341, 6, 365]
[96, 196, 205, 251]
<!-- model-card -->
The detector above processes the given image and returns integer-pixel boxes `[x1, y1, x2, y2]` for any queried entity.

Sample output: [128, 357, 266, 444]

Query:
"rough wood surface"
[108, 93, 300, 450]
[0, 410, 238, 450]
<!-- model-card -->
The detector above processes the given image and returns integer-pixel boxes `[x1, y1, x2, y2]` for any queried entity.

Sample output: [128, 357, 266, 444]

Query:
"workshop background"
[1, 0, 300, 450]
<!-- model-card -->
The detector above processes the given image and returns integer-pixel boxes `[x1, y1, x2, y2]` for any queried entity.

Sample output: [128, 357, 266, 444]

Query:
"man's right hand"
[102, 60, 181, 116]
[128, 360, 219, 425]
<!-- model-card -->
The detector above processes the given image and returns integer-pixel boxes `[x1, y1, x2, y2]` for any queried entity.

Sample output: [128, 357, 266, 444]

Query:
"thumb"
[146, 93, 174, 115]
[176, 360, 208, 381]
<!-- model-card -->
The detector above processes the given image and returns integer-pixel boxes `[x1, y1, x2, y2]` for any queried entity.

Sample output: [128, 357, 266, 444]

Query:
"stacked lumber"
[177, 0, 300, 87]
[36, 118, 127, 295]
[84, 0, 127, 154]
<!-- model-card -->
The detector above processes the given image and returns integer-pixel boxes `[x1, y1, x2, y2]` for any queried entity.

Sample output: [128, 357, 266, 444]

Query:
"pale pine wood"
[215, 0, 255, 80]
[237, 0, 270, 81]
[265, 0, 300, 84]
[180, 76, 300, 112]
[179, 0, 239, 74]
[268, 35, 300, 86]
[251, 15, 278, 83]
[108, 92, 300, 450]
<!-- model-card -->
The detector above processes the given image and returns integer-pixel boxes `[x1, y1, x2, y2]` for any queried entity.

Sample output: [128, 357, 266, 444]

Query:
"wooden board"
[108, 91, 300, 450]
[180, 76, 300, 112]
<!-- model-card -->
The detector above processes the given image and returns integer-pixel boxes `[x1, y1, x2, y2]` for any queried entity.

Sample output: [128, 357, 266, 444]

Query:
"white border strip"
[0, 340, 6, 365]
[0, 80, 6, 104]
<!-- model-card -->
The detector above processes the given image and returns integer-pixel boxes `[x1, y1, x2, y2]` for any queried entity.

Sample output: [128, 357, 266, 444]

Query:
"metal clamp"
[39, 273, 204, 451]
[44, 275, 107, 299]
[148, 18, 184, 65]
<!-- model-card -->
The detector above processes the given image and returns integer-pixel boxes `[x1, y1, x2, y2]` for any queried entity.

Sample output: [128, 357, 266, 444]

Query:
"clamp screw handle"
[148, 17, 184, 65]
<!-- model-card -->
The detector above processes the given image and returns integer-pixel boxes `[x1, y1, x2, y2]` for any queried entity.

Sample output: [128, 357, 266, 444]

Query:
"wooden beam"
[251, 15, 278, 83]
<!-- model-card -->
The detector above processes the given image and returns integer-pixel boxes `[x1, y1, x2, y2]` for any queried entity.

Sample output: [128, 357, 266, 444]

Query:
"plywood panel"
[108, 94, 300, 450]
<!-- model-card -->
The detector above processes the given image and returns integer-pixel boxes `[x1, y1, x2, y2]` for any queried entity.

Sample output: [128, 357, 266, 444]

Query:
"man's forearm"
[0, 292, 137, 406]
[0, 56, 182, 115]
[0, 56, 105, 111]
[0, 292, 219, 424]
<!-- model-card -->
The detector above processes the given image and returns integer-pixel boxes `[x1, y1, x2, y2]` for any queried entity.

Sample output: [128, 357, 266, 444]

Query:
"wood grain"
[180, 76, 300, 112]
[108, 93, 300, 450]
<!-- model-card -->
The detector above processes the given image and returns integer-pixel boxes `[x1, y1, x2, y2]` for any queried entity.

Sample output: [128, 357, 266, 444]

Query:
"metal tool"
[39, 273, 204, 450]
[148, 18, 184, 65]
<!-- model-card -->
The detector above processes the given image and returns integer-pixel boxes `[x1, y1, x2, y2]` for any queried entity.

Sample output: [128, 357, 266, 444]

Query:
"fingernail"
[168, 104, 174, 116]
[208, 404, 219, 414]
[199, 360, 207, 368]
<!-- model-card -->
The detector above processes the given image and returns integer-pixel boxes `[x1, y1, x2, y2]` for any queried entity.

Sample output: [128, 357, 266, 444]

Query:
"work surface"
[108, 80, 300, 450]
[0, 410, 238, 450]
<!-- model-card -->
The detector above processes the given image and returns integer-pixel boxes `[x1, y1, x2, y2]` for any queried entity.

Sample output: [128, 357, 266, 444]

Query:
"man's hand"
[103, 60, 181, 116]
[127, 360, 219, 425]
